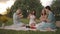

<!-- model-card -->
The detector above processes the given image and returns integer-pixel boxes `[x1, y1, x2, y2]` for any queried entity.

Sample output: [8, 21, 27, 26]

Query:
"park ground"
[0, 18, 60, 34]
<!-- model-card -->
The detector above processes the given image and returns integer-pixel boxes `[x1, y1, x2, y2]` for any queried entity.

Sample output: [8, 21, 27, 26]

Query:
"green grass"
[0, 29, 60, 34]
[20, 18, 29, 24]
[0, 18, 60, 34]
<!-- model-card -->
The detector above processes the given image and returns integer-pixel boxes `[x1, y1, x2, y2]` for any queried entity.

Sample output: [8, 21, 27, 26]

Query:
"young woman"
[36, 9, 48, 31]
[27, 10, 36, 29]
[13, 9, 25, 27]
[44, 6, 56, 31]
[40, 9, 48, 23]
[37, 6, 56, 31]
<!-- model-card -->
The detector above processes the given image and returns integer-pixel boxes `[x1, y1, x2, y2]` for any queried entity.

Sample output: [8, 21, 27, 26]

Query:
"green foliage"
[51, 0, 60, 14]
[0, 16, 8, 23]
[51, 0, 60, 21]
[0, 15, 13, 26]
[9, 0, 43, 18]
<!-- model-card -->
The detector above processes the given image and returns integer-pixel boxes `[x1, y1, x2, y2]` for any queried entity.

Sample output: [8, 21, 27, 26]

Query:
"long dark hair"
[30, 10, 36, 16]
[45, 6, 55, 14]
[45, 6, 51, 11]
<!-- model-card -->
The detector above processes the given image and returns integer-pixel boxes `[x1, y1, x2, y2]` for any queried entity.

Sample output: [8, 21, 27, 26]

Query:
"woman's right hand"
[46, 19, 50, 23]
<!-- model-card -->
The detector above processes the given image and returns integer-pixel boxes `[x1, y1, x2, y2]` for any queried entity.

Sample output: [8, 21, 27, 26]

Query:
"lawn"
[0, 29, 60, 34]
[0, 18, 60, 34]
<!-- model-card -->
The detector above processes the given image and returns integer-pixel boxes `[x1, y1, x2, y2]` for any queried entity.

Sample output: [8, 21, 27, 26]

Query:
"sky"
[0, 0, 55, 15]
[40, 0, 55, 7]
[0, 0, 15, 15]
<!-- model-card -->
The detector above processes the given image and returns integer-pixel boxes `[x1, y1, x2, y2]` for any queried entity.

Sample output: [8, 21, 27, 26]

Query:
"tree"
[51, 0, 60, 15]
[5, 8, 11, 17]
[51, 0, 60, 21]
[9, 0, 43, 18]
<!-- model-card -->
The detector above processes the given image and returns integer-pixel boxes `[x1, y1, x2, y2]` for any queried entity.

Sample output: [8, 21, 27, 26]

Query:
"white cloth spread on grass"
[0, 24, 56, 31]
[0, 24, 36, 31]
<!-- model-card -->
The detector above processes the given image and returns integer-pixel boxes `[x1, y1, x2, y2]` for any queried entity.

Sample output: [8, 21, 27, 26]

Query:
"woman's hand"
[20, 15, 23, 18]
[46, 19, 50, 23]
[18, 14, 23, 18]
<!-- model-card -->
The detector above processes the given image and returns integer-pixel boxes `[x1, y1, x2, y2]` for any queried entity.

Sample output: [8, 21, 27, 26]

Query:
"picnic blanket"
[0, 24, 57, 31]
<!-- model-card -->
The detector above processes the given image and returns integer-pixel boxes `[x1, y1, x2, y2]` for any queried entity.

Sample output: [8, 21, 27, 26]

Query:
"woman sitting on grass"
[13, 9, 25, 27]
[37, 6, 56, 31]
[36, 9, 48, 31]
[27, 10, 36, 29]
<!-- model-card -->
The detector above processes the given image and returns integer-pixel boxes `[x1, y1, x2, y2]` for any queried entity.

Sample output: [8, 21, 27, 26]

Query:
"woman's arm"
[20, 15, 23, 18]
[19, 13, 23, 18]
